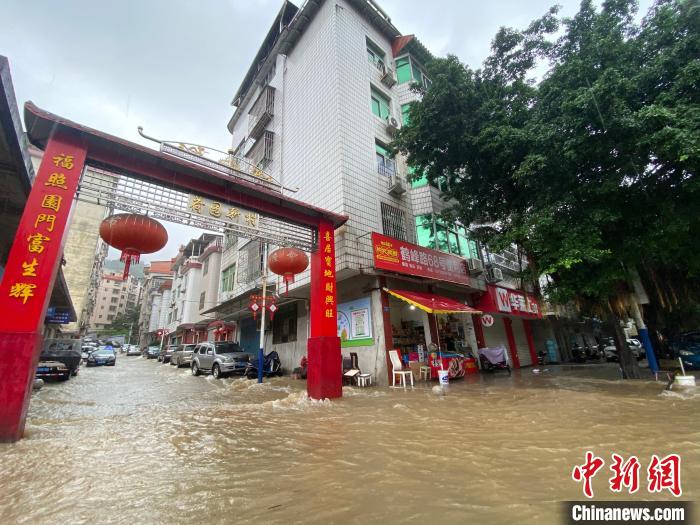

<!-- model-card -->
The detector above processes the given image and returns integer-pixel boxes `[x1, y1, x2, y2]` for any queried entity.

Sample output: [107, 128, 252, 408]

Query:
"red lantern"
[268, 247, 309, 295]
[99, 214, 168, 278]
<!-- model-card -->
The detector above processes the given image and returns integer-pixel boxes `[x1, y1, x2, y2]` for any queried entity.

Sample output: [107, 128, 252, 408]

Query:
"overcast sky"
[0, 0, 652, 262]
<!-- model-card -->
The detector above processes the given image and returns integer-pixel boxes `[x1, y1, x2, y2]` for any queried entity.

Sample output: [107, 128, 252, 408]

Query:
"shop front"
[208, 320, 236, 342]
[473, 285, 542, 368]
[371, 232, 485, 382]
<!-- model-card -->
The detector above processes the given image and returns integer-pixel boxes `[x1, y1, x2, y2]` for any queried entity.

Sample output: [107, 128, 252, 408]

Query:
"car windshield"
[93, 349, 112, 356]
[215, 342, 242, 354]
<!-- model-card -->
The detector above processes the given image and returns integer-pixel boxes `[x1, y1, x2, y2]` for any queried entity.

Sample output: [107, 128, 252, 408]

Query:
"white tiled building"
[212, 0, 540, 383]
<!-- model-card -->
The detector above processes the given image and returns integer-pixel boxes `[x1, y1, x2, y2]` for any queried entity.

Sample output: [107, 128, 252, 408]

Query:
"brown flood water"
[0, 357, 698, 525]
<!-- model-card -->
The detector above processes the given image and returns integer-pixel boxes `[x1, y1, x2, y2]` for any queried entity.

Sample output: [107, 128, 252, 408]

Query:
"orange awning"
[384, 289, 482, 315]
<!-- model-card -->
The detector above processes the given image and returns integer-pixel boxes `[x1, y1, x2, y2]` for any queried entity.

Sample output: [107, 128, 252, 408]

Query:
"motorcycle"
[244, 350, 282, 379]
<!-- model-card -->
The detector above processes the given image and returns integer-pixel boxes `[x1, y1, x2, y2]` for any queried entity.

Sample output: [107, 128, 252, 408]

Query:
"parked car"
[190, 341, 253, 379]
[126, 345, 141, 356]
[35, 360, 71, 381]
[41, 339, 81, 377]
[81, 345, 95, 361]
[604, 339, 645, 361]
[145, 346, 161, 359]
[670, 331, 700, 370]
[158, 344, 178, 364]
[170, 343, 197, 368]
[86, 348, 117, 366]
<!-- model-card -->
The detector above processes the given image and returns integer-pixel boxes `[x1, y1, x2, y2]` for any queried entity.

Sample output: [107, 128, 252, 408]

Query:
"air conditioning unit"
[486, 267, 503, 283]
[388, 177, 406, 197]
[386, 116, 399, 134]
[381, 67, 396, 88]
[467, 258, 484, 275]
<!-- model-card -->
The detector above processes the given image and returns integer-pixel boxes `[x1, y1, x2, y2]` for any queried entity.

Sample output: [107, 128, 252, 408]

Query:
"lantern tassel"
[284, 275, 294, 296]
[120, 250, 140, 279]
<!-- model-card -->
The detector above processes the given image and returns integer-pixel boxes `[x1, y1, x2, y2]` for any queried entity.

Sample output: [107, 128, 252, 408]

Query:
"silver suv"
[170, 343, 197, 367]
[190, 341, 252, 379]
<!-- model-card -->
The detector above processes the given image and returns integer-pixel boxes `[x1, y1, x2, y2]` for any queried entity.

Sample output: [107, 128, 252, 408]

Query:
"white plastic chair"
[389, 350, 414, 388]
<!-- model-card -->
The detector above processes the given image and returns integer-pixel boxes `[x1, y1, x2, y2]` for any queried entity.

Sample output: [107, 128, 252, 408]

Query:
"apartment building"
[207, 0, 543, 382]
[87, 270, 143, 332]
[165, 234, 223, 344]
[138, 260, 174, 347]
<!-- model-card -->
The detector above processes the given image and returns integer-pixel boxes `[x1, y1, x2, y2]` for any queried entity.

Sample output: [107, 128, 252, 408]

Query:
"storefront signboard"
[476, 285, 542, 319]
[371, 232, 475, 288]
[337, 297, 373, 347]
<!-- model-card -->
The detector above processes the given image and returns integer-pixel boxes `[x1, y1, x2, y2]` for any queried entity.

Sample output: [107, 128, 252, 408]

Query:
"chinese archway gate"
[0, 103, 347, 442]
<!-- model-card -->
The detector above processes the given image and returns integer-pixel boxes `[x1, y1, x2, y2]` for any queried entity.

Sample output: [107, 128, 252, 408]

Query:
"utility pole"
[257, 243, 269, 384]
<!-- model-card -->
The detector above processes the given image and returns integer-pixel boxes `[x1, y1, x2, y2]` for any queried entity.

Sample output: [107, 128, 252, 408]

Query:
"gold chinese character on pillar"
[52, 154, 74, 170]
[9, 282, 37, 304]
[40, 195, 62, 212]
[45, 173, 68, 189]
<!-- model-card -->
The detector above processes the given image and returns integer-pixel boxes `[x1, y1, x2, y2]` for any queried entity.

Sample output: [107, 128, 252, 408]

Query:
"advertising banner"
[337, 297, 373, 347]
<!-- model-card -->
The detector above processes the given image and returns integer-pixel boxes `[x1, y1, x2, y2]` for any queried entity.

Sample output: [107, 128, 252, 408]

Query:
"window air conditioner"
[466, 258, 484, 275]
[388, 177, 406, 197]
[381, 67, 396, 88]
[386, 116, 399, 135]
[486, 267, 504, 283]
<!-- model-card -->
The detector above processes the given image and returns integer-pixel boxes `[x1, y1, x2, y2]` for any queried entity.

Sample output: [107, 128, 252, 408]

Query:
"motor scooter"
[244, 350, 282, 379]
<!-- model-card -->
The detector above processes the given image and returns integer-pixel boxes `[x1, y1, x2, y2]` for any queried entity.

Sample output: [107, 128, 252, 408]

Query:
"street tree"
[393, 0, 699, 378]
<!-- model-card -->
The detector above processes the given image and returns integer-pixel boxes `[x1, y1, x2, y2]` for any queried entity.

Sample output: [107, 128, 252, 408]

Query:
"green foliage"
[101, 306, 140, 338]
[394, 0, 700, 315]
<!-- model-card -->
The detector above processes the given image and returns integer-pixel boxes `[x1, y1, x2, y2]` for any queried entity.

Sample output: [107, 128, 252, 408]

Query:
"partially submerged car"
[170, 343, 197, 367]
[35, 360, 70, 381]
[670, 331, 700, 370]
[42, 339, 81, 377]
[87, 348, 116, 367]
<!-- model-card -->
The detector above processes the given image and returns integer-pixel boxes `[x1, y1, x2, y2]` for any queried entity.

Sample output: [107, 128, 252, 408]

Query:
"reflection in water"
[0, 358, 698, 524]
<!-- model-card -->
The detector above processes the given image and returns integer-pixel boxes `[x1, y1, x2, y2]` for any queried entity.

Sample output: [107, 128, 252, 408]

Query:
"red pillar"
[307, 219, 341, 400]
[503, 317, 521, 369]
[472, 314, 485, 349]
[523, 320, 538, 366]
[0, 131, 87, 442]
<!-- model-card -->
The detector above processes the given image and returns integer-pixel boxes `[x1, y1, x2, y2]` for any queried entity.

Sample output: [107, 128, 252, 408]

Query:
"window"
[203, 259, 209, 275]
[224, 230, 237, 250]
[415, 214, 478, 257]
[395, 55, 431, 89]
[98, 315, 103, 319]
[381, 202, 407, 241]
[375, 142, 395, 177]
[366, 39, 385, 72]
[108, 305, 117, 312]
[221, 264, 236, 292]
[401, 103, 411, 126]
[370, 88, 390, 120]
[199, 292, 205, 310]
[272, 303, 298, 344]
[107, 315, 114, 321]
[396, 57, 411, 84]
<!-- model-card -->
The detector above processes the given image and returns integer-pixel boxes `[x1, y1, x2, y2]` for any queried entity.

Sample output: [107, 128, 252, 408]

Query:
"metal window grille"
[381, 202, 407, 241]
[248, 86, 275, 140]
[246, 131, 274, 168]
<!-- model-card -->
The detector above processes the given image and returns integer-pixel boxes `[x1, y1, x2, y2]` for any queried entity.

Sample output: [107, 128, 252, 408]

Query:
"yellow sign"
[187, 194, 259, 230]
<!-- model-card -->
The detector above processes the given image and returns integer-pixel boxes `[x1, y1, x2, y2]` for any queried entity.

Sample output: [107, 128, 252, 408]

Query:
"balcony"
[248, 86, 275, 141]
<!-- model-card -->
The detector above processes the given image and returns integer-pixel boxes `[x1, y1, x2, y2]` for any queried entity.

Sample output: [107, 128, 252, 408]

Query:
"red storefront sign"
[371, 232, 473, 287]
[476, 284, 542, 319]
[310, 221, 337, 337]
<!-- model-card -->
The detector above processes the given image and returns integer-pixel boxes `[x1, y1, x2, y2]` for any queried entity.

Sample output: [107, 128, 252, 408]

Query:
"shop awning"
[383, 289, 482, 315]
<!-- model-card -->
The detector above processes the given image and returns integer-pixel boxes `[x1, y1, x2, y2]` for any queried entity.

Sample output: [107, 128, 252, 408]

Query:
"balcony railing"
[248, 86, 275, 141]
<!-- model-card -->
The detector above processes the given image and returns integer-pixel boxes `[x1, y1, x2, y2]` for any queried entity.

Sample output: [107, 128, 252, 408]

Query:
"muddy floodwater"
[0, 357, 698, 524]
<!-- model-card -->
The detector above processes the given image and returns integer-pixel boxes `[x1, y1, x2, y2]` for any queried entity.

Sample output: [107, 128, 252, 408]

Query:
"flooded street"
[1, 357, 698, 525]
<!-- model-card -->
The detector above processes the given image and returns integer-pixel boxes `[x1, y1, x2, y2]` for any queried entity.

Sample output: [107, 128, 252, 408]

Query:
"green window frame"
[221, 264, 236, 292]
[370, 88, 390, 120]
[366, 40, 385, 71]
[408, 166, 428, 188]
[415, 215, 436, 249]
[376, 142, 395, 177]
[396, 57, 412, 84]
[401, 103, 411, 125]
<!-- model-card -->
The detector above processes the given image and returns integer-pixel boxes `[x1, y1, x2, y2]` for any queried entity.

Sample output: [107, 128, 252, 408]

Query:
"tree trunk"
[607, 307, 642, 379]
